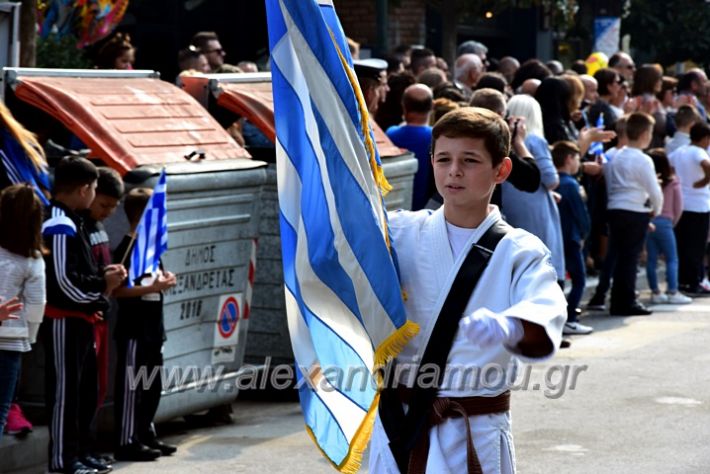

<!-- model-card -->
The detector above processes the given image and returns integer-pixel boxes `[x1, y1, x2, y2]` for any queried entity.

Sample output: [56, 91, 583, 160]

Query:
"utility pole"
[19, 0, 35, 66]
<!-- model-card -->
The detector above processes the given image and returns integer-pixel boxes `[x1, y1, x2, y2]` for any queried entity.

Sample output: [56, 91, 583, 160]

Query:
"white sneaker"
[650, 293, 669, 304]
[563, 321, 593, 335]
[667, 292, 693, 304]
[700, 278, 710, 292]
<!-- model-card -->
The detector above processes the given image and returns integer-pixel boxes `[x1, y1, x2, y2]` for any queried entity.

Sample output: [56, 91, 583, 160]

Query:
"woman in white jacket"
[0, 184, 47, 441]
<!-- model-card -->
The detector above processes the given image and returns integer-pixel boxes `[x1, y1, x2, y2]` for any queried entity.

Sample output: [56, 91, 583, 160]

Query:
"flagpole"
[119, 231, 138, 267]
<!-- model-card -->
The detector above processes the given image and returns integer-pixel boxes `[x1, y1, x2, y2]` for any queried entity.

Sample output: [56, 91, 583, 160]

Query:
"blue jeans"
[564, 240, 586, 322]
[647, 217, 679, 292]
[0, 349, 22, 443]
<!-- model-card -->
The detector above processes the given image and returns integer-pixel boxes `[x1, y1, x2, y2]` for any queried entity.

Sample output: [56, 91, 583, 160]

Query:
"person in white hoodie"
[0, 184, 47, 442]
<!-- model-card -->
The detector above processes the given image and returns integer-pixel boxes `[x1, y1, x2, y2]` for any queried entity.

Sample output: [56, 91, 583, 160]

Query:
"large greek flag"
[266, 1, 418, 471]
[128, 169, 167, 287]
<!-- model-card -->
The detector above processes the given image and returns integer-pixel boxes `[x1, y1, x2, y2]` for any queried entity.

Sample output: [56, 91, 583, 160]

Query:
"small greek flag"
[128, 169, 168, 287]
[589, 114, 605, 156]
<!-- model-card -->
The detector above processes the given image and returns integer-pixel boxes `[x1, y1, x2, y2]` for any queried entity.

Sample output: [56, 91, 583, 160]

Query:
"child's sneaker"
[4, 403, 32, 436]
[563, 321, 594, 335]
[650, 293, 669, 304]
[667, 292, 693, 304]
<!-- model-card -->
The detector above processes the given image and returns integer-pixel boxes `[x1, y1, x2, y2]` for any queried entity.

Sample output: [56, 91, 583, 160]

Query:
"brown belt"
[398, 388, 511, 474]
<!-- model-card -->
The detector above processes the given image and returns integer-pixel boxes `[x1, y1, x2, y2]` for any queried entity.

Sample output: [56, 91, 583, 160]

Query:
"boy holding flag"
[112, 173, 177, 461]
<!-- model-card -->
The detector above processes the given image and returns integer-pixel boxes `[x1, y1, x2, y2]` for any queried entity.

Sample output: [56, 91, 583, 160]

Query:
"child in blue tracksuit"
[553, 141, 593, 335]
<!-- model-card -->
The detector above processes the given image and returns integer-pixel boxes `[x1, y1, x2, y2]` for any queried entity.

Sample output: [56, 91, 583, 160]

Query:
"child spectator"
[96, 33, 135, 70]
[42, 157, 126, 474]
[669, 122, 710, 295]
[113, 188, 177, 461]
[604, 114, 629, 161]
[586, 114, 631, 310]
[605, 113, 663, 315]
[83, 167, 124, 464]
[0, 99, 49, 439]
[370, 107, 566, 472]
[666, 105, 701, 156]
[177, 46, 210, 75]
[0, 185, 45, 442]
[553, 141, 593, 334]
[646, 149, 692, 304]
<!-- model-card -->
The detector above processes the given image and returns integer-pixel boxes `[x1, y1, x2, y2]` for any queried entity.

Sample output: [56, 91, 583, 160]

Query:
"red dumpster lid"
[217, 81, 276, 144]
[181, 73, 406, 158]
[11, 73, 251, 174]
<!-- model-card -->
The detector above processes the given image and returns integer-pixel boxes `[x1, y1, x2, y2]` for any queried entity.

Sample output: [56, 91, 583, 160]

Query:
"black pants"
[674, 211, 710, 288]
[608, 210, 650, 311]
[43, 318, 98, 471]
[114, 338, 163, 448]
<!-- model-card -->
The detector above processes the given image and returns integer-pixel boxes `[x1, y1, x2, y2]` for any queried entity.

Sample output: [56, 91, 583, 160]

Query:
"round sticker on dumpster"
[218, 296, 239, 338]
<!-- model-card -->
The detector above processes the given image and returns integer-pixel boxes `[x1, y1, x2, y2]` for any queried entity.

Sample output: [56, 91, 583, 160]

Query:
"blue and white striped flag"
[0, 129, 50, 206]
[266, 1, 418, 471]
[128, 169, 168, 287]
[589, 113, 605, 156]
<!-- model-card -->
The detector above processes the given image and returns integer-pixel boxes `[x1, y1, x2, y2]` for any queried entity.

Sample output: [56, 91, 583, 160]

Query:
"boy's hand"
[459, 308, 524, 349]
[105, 265, 127, 292]
[152, 272, 177, 292]
[0, 296, 23, 321]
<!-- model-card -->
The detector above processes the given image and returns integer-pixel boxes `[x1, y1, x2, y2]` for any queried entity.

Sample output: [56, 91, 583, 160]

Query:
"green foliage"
[36, 33, 92, 69]
[623, 0, 710, 66]
[455, 0, 579, 31]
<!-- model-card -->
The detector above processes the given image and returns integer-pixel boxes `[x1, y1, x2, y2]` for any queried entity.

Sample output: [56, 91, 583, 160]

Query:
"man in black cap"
[354, 58, 389, 117]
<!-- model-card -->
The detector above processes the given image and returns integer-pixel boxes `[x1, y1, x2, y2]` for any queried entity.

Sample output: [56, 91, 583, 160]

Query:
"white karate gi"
[369, 206, 566, 474]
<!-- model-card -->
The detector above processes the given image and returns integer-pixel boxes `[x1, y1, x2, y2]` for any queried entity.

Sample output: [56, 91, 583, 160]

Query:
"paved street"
[106, 296, 710, 474]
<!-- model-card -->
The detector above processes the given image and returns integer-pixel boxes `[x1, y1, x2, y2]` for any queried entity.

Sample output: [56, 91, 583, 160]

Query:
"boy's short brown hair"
[53, 156, 98, 195]
[690, 121, 710, 143]
[469, 88, 507, 117]
[615, 114, 629, 138]
[96, 167, 124, 200]
[432, 107, 510, 166]
[124, 187, 153, 225]
[625, 112, 655, 141]
[551, 140, 580, 169]
[675, 104, 701, 129]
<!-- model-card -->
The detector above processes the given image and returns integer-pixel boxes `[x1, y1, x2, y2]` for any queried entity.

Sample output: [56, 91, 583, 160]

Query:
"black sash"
[379, 220, 511, 473]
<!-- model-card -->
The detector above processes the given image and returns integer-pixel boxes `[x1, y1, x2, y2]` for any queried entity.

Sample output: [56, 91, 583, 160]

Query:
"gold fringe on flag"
[305, 320, 419, 474]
